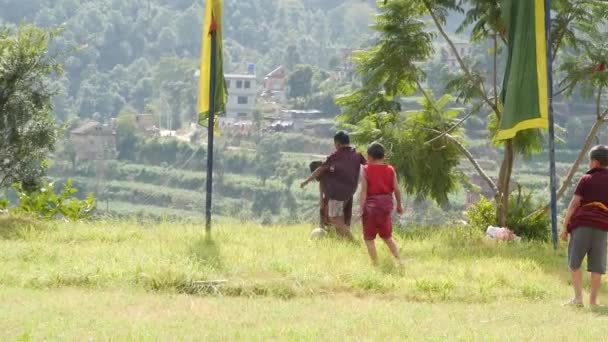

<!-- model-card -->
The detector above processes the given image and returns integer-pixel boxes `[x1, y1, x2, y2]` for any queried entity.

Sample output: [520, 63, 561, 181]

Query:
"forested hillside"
[0, 0, 376, 122]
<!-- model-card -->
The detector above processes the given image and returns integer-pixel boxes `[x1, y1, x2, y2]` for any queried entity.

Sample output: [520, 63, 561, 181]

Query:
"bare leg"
[330, 216, 354, 241]
[571, 269, 583, 303]
[383, 238, 401, 261]
[590, 272, 602, 306]
[365, 240, 378, 264]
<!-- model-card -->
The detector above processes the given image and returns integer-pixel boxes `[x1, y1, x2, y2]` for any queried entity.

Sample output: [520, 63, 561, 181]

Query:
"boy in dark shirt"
[301, 131, 366, 240]
[561, 145, 608, 307]
[308, 161, 353, 230]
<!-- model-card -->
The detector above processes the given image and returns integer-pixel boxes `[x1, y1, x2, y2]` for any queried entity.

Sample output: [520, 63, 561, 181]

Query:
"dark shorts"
[362, 212, 392, 241]
[568, 226, 608, 274]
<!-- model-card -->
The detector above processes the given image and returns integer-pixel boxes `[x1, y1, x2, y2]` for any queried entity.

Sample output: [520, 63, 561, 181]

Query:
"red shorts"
[362, 212, 392, 241]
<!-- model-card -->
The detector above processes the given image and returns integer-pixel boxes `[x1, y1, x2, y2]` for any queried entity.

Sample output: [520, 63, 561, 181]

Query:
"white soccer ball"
[309, 227, 328, 240]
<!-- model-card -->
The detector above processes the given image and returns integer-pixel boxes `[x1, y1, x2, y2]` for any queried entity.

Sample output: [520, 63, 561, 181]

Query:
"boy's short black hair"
[309, 160, 323, 173]
[590, 145, 608, 167]
[367, 142, 386, 160]
[334, 131, 350, 145]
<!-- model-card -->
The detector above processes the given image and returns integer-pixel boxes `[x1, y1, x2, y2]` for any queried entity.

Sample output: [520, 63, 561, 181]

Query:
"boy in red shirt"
[359, 142, 403, 264]
[561, 145, 608, 307]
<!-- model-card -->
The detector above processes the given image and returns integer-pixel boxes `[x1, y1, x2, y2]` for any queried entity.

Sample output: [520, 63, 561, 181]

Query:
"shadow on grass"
[591, 305, 608, 316]
[190, 233, 223, 270]
[0, 215, 46, 240]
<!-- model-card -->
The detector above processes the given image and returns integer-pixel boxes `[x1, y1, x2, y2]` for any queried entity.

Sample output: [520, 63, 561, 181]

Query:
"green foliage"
[344, 91, 465, 205]
[288, 64, 314, 99]
[353, 0, 432, 98]
[1, 1, 375, 123]
[254, 136, 282, 185]
[466, 190, 550, 241]
[0, 25, 60, 189]
[14, 179, 96, 221]
[465, 196, 496, 230]
[116, 112, 139, 160]
[0, 196, 8, 210]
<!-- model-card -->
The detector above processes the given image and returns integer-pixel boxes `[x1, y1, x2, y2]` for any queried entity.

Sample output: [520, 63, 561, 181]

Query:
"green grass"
[1, 215, 608, 340]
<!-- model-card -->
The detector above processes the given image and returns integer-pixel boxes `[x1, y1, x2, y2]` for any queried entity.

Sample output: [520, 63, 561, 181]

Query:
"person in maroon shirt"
[308, 161, 353, 230]
[301, 131, 366, 240]
[561, 145, 608, 307]
[359, 142, 403, 264]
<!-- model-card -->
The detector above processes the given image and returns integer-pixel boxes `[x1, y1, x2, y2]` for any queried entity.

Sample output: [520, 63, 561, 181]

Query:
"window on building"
[244, 81, 251, 89]
[238, 96, 248, 104]
[238, 113, 248, 118]
[226, 80, 231, 88]
[237, 80, 243, 88]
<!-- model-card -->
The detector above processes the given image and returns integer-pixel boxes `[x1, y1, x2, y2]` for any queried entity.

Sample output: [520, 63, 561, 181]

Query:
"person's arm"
[393, 172, 403, 214]
[300, 166, 327, 188]
[561, 195, 582, 240]
[359, 168, 367, 217]
[561, 176, 587, 240]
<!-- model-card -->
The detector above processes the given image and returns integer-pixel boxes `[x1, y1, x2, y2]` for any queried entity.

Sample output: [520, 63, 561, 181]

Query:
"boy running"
[561, 145, 608, 307]
[301, 131, 365, 240]
[308, 161, 353, 230]
[359, 142, 403, 264]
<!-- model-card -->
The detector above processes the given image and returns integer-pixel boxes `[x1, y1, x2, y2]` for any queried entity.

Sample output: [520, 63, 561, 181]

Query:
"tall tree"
[0, 25, 60, 190]
[288, 64, 314, 99]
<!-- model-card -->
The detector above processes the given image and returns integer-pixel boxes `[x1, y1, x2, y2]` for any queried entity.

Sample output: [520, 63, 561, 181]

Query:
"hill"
[1, 215, 607, 340]
[0, 0, 376, 121]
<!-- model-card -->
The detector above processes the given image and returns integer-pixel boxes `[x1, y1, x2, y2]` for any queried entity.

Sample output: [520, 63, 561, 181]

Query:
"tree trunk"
[497, 140, 514, 227]
[529, 89, 606, 219]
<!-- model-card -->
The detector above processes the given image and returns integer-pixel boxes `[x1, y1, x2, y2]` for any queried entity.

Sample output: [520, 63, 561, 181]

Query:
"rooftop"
[225, 74, 256, 80]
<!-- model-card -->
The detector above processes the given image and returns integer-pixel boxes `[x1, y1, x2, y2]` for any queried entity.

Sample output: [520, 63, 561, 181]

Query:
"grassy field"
[1, 215, 608, 340]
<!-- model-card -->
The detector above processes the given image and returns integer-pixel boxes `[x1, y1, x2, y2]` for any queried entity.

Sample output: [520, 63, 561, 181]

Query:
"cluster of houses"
[69, 114, 157, 161]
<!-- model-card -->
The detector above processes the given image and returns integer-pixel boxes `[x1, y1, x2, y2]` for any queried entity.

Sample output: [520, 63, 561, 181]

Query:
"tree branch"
[596, 85, 604, 120]
[552, 14, 575, 64]
[423, 0, 500, 117]
[415, 81, 498, 195]
[425, 111, 474, 144]
[530, 112, 607, 219]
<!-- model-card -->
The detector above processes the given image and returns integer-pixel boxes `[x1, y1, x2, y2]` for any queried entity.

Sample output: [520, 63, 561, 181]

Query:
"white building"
[225, 73, 257, 121]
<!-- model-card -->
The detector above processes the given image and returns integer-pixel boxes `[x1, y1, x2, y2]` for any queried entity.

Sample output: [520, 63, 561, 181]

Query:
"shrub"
[466, 191, 550, 241]
[466, 197, 496, 231]
[14, 179, 96, 221]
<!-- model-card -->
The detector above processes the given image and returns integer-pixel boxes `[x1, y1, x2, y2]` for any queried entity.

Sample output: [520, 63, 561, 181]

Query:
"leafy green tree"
[356, 0, 608, 226]
[288, 64, 314, 99]
[0, 25, 60, 189]
[254, 136, 281, 185]
[116, 112, 139, 161]
[285, 45, 302, 71]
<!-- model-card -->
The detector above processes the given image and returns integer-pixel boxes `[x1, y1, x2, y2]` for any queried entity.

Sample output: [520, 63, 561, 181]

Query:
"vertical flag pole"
[545, 0, 558, 249]
[206, 27, 217, 233]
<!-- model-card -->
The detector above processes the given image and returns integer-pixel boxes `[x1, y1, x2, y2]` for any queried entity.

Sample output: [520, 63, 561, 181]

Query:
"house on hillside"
[135, 114, 159, 136]
[225, 73, 257, 121]
[280, 109, 324, 120]
[262, 65, 288, 104]
[70, 121, 117, 161]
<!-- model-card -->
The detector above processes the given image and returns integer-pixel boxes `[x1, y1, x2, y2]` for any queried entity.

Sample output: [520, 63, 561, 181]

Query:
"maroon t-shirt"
[568, 168, 608, 232]
[321, 146, 366, 201]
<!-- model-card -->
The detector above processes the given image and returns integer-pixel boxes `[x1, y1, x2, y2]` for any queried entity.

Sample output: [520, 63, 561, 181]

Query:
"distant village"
[68, 47, 367, 160]
[68, 43, 496, 207]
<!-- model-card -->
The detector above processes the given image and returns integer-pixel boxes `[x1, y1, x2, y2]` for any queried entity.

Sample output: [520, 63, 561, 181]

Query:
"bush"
[466, 197, 496, 231]
[466, 191, 550, 241]
[14, 179, 96, 221]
